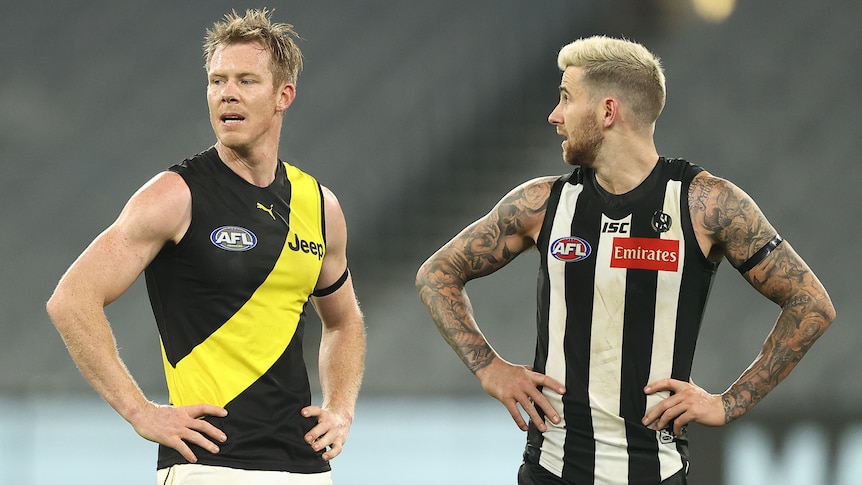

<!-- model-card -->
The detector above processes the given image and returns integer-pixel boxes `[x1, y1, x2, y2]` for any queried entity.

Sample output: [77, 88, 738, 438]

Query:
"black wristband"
[736, 234, 783, 274]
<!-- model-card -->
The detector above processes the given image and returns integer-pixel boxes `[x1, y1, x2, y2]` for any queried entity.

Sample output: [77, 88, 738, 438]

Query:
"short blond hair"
[204, 8, 303, 86]
[558, 36, 666, 125]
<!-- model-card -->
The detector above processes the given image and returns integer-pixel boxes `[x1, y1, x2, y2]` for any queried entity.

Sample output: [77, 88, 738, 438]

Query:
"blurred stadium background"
[1, 0, 860, 483]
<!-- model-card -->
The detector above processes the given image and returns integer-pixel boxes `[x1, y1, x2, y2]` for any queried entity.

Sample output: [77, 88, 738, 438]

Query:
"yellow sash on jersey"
[161, 163, 325, 408]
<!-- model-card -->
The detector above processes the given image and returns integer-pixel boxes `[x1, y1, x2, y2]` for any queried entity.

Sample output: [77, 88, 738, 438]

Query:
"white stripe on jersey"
[650, 180, 686, 481]
[591, 214, 633, 483]
[539, 182, 583, 477]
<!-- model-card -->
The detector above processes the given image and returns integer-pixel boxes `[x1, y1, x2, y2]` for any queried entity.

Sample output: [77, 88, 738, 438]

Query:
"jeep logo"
[288, 233, 324, 260]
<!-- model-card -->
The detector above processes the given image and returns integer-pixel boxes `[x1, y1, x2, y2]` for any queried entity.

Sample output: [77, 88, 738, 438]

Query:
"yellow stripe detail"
[163, 163, 324, 407]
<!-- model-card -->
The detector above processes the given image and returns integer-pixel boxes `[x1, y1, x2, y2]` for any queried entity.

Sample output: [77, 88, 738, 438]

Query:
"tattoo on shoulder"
[456, 180, 551, 277]
[688, 176, 775, 268]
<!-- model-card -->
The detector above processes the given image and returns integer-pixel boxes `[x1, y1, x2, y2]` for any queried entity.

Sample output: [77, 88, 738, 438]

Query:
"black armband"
[312, 267, 350, 297]
[736, 234, 783, 274]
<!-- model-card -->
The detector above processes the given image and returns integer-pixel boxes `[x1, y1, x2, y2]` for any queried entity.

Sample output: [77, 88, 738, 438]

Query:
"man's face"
[548, 67, 604, 167]
[206, 42, 292, 152]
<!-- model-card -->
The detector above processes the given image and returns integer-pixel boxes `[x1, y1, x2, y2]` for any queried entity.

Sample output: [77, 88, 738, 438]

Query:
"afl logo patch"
[550, 236, 592, 262]
[210, 226, 257, 251]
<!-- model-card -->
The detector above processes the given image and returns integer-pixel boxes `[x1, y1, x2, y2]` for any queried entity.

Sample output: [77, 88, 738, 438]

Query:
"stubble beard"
[563, 114, 604, 167]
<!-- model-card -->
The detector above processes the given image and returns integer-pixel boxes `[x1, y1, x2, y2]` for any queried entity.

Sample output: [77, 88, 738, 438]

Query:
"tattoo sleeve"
[689, 175, 836, 423]
[416, 179, 552, 374]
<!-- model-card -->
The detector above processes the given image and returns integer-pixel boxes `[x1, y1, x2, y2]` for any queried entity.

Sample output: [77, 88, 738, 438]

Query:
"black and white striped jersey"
[527, 158, 719, 484]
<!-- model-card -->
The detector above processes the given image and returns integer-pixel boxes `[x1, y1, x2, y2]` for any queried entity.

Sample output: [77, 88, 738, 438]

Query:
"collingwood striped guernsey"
[144, 147, 329, 473]
[527, 157, 719, 484]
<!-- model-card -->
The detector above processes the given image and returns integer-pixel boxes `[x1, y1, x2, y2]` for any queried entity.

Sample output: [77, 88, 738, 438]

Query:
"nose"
[220, 81, 239, 102]
[548, 102, 562, 126]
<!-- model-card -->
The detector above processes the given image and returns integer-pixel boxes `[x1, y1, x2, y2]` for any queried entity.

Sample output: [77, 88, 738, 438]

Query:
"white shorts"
[157, 464, 334, 485]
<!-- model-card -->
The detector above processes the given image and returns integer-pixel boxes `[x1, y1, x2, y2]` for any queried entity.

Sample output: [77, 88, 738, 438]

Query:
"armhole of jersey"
[159, 167, 191, 257]
[317, 181, 326, 246]
[536, 172, 572, 251]
[682, 167, 719, 272]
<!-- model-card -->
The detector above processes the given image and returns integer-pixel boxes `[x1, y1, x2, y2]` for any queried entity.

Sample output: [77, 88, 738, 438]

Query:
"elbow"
[45, 292, 69, 335]
[45, 287, 78, 332]
[45, 292, 63, 326]
[415, 261, 430, 294]
[822, 298, 837, 327]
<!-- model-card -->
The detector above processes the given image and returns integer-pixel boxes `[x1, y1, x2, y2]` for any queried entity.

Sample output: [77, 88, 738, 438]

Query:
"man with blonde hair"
[417, 35, 834, 484]
[47, 9, 365, 484]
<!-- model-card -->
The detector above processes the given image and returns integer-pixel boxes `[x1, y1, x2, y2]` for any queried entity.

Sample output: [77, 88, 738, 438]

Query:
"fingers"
[642, 380, 723, 434]
[536, 373, 567, 396]
[133, 403, 229, 463]
[186, 416, 227, 449]
[528, 390, 562, 427]
[503, 400, 530, 431]
[643, 378, 685, 394]
[642, 380, 687, 432]
[301, 405, 322, 418]
[641, 393, 685, 433]
[504, 382, 564, 433]
[167, 438, 199, 463]
[301, 406, 351, 461]
[479, 362, 566, 433]
[186, 403, 228, 419]
[324, 441, 343, 461]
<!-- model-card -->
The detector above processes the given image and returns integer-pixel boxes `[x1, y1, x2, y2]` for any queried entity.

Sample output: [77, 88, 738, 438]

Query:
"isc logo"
[210, 226, 258, 251]
[602, 221, 630, 233]
[550, 236, 592, 262]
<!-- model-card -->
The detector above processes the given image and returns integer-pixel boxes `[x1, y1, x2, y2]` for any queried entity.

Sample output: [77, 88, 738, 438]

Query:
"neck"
[591, 132, 659, 195]
[215, 142, 279, 187]
[593, 156, 658, 195]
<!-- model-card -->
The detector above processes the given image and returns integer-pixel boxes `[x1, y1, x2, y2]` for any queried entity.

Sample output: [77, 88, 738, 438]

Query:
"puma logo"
[256, 202, 276, 220]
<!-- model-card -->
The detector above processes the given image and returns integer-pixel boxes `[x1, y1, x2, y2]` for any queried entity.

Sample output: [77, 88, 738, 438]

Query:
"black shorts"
[517, 460, 687, 485]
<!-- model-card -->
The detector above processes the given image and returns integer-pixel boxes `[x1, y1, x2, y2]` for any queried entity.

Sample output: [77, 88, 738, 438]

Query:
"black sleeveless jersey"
[528, 158, 719, 484]
[144, 147, 328, 472]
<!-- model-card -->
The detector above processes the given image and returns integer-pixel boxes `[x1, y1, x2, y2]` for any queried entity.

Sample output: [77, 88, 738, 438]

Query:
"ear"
[276, 83, 296, 113]
[602, 97, 619, 128]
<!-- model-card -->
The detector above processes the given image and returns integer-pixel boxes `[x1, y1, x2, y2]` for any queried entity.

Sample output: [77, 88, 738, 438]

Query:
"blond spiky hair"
[204, 8, 303, 86]
[558, 36, 666, 125]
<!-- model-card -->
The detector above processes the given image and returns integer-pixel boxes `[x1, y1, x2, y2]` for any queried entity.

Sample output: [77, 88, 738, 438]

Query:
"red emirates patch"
[610, 237, 680, 272]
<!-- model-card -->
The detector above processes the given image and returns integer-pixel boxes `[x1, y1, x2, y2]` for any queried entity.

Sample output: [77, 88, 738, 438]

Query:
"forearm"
[416, 262, 497, 374]
[48, 304, 150, 422]
[721, 295, 835, 422]
[318, 318, 366, 416]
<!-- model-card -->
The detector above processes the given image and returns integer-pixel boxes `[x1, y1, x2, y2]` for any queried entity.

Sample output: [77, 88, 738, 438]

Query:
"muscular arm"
[45, 172, 227, 461]
[643, 173, 835, 433]
[416, 177, 552, 372]
[416, 177, 566, 431]
[690, 174, 835, 421]
[304, 186, 366, 461]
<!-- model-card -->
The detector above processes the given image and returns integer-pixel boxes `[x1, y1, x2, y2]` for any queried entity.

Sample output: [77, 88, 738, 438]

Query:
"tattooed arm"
[416, 176, 566, 432]
[643, 172, 835, 434]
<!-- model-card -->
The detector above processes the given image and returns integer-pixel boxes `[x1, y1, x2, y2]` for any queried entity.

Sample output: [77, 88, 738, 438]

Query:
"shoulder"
[319, 185, 348, 248]
[687, 171, 750, 214]
[118, 171, 191, 244]
[128, 171, 191, 213]
[320, 185, 345, 223]
[477, 175, 560, 244]
[500, 176, 559, 209]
